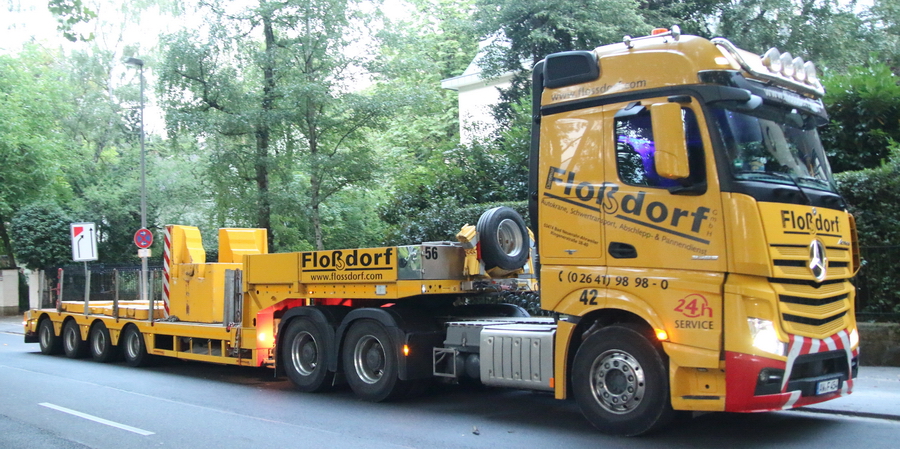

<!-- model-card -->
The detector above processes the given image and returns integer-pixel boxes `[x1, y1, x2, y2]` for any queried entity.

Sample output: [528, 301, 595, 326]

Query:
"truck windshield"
[711, 107, 836, 193]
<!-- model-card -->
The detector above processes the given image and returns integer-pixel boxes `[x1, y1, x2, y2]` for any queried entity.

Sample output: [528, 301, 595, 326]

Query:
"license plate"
[816, 378, 840, 395]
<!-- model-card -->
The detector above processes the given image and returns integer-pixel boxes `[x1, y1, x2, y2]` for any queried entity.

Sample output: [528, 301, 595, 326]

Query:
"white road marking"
[39, 402, 155, 436]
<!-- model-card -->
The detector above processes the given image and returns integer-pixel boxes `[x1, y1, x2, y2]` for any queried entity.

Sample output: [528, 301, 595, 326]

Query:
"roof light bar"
[712, 39, 825, 98]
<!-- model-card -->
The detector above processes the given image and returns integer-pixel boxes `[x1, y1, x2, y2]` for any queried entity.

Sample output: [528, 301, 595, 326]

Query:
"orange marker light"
[651, 28, 669, 35]
[402, 344, 410, 357]
[655, 329, 669, 341]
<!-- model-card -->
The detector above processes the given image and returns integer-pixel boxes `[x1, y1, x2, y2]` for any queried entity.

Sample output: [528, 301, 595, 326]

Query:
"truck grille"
[771, 279, 853, 339]
[767, 242, 854, 340]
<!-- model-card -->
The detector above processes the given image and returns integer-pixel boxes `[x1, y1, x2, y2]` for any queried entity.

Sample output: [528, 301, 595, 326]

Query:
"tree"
[47, 0, 97, 42]
[472, 0, 650, 123]
[709, 0, 872, 68]
[820, 60, 900, 172]
[0, 47, 74, 267]
[9, 203, 76, 270]
[161, 0, 396, 250]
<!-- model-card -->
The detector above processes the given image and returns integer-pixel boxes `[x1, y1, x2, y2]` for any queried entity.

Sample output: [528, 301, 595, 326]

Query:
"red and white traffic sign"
[71, 222, 98, 262]
[134, 228, 154, 249]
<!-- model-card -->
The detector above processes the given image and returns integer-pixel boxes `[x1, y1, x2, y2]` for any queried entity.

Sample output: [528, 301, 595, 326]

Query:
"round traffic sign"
[134, 228, 153, 249]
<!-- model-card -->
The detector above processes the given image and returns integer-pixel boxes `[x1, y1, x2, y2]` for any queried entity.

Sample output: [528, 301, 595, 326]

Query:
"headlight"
[849, 327, 859, 349]
[748, 318, 787, 357]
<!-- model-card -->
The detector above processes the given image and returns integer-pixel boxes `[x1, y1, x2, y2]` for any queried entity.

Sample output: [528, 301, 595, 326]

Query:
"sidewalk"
[1, 315, 898, 420]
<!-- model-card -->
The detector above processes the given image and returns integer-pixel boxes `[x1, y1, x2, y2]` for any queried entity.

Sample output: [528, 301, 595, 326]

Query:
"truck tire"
[38, 319, 62, 355]
[572, 323, 675, 436]
[89, 322, 118, 363]
[62, 320, 89, 359]
[282, 317, 334, 392]
[121, 325, 153, 367]
[476, 207, 529, 271]
[342, 319, 407, 402]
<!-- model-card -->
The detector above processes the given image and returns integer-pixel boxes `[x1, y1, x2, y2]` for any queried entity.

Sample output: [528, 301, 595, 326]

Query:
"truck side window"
[615, 106, 705, 187]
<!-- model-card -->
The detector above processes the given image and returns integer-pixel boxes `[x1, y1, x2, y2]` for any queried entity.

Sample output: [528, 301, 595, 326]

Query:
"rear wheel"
[342, 320, 407, 402]
[121, 325, 153, 367]
[572, 324, 675, 436]
[89, 322, 118, 363]
[38, 319, 62, 355]
[62, 320, 88, 359]
[282, 317, 333, 392]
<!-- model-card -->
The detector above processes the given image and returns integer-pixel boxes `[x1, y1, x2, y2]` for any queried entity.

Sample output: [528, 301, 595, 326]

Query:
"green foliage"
[712, 1, 871, 68]
[161, 0, 398, 251]
[381, 121, 529, 245]
[836, 147, 900, 317]
[835, 147, 900, 246]
[821, 61, 900, 172]
[9, 203, 76, 270]
[47, 0, 97, 42]
[472, 0, 650, 121]
[0, 47, 74, 267]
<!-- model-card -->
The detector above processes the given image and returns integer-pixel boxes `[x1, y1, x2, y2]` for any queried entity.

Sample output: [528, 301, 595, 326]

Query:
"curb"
[795, 406, 900, 422]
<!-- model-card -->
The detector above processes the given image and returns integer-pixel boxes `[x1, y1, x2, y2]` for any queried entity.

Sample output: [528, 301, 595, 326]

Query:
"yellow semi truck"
[24, 27, 859, 436]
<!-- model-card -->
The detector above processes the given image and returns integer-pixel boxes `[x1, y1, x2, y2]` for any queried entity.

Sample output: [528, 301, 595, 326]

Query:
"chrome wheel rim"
[589, 350, 646, 414]
[290, 331, 318, 376]
[353, 334, 385, 384]
[496, 218, 524, 257]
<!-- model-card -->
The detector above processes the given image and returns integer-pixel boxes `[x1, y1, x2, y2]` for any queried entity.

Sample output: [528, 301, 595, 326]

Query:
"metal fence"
[38, 265, 166, 309]
[855, 246, 900, 322]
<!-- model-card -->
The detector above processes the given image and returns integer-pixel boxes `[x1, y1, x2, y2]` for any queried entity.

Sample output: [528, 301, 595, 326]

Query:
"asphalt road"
[2, 326, 899, 448]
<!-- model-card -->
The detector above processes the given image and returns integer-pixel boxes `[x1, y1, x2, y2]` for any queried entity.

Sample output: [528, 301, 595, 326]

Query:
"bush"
[836, 147, 900, 319]
[9, 202, 76, 270]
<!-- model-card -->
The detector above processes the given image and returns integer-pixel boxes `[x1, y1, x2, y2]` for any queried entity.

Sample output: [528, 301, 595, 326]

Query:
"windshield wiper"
[737, 171, 814, 204]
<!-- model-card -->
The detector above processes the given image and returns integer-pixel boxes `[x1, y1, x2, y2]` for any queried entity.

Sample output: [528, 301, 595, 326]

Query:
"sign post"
[134, 227, 153, 321]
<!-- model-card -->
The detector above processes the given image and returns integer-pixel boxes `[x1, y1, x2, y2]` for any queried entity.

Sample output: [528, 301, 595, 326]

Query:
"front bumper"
[725, 329, 858, 412]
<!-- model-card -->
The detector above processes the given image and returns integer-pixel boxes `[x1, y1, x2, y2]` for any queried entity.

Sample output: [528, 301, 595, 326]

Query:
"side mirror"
[650, 102, 690, 180]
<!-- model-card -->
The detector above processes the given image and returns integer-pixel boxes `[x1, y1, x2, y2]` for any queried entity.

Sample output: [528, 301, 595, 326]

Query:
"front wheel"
[342, 320, 407, 402]
[282, 317, 334, 392]
[572, 324, 675, 436]
[62, 320, 88, 359]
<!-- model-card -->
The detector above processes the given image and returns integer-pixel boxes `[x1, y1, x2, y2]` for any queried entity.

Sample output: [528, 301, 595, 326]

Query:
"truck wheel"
[282, 317, 334, 392]
[62, 320, 89, 359]
[121, 325, 153, 367]
[476, 207, 529, 271]
[38, 319, 62, 355]
[342, 320, 406, 402]
[572, 324, 675, 436]
[89, 322, 118, 363]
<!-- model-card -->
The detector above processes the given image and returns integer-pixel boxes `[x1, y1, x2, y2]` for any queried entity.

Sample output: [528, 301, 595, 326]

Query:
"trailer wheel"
[63, 320, 89, 359]
[38, 319, 62, 355]
[282, 317, 334, 392]
[572, 324, 675, 436]
[342, 320, 406, 402]
[476, 207, 529, 271]
[121, 325, 153, 367]
[89, 322, 118, 363]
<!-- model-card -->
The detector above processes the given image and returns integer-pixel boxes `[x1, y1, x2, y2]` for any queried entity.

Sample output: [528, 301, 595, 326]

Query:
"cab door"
[601, 97, 726, 358]
[536, 106, 609, 312]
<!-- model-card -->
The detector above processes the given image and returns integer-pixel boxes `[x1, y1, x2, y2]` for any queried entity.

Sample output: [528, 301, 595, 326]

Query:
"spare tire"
[476, 207, 530, 271]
